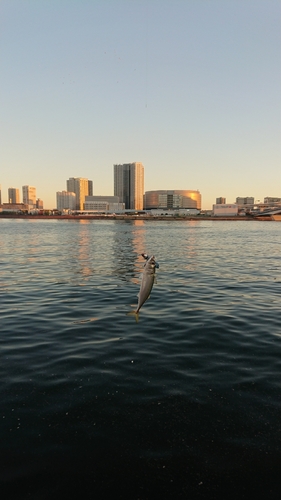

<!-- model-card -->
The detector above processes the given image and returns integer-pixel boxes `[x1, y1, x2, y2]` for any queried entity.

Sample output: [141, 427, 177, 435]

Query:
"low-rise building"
[236, 197, 254, 206]
[144, 190, 201, 210]
[84, 196, 124, 212]
[0, 203, 29, 212]
[216, 197, 226, 204]
[213, 204, 238, 216]
[264, 197, 281, 205]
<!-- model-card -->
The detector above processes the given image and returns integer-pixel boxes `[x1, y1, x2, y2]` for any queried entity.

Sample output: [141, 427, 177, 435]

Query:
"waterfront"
[0, 219, 281, 499]
[0, 213, 276, 221]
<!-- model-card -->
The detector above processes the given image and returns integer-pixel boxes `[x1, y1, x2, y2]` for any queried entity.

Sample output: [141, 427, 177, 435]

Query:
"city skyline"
[1, 174, 279, 211]
[1, 1, 280, 209]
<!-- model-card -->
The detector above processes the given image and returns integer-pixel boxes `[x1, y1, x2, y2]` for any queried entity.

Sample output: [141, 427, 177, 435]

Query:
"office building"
[88, 180, 93, 196]
[144, 190, 201, 210]
[216, 197, 226, 205]
[264, 197, 281, 205]
[114, 162, 144, 210]
[8, 188, 20, 204]
[236, 197, 254, 206]
[36, 199, 44, 209]
[0, 185, 2, 205]
[66, 177, 92, 210]
[22, 185, 36, 208]
[57, 191, 76, 211]
[84, 195, 124, 212]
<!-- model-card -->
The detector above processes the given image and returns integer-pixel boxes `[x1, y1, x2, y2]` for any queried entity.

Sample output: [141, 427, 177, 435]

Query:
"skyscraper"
[66, 177, 92, 210]
[8, 188, 20, 204]
[56, 191, 76, 210]
[22, 186, 36, 207]
[114, 162, 144, 210]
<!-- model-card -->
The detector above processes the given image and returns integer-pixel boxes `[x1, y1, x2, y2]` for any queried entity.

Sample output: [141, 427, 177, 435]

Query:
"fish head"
[145, 255, 157, 272]
[142, 253, 159, 269]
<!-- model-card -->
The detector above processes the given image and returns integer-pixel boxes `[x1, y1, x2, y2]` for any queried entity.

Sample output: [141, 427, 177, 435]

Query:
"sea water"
[0, 219, 280, 499]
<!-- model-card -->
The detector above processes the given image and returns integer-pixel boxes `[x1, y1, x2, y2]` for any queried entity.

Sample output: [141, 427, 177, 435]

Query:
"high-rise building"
[57, 191, 76, 210]
[8, 188, 20, 204]
[66, 177, 92, 210]
[0, 184, 2, 205]
[114, 162, 144, 210]
[216, 197, 226, 205]
[22, 186, 36, 207]
[88, 180, 93, 196]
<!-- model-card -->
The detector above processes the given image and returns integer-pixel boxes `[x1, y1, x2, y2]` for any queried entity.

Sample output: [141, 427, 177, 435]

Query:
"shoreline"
[0, 214, 273, 221]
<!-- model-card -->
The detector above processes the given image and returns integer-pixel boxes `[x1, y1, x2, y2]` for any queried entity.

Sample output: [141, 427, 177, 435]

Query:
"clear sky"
[1, 0, 280, 209]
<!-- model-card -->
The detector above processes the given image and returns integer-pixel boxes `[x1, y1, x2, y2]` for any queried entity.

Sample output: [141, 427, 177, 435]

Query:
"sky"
[1, 0, 280, 209]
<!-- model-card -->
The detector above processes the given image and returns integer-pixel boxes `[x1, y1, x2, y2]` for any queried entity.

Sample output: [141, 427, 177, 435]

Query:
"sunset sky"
[1, 0, 280, 209]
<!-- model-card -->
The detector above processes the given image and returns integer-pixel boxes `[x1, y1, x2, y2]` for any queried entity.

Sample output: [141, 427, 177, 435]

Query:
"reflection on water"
[113, 220, 146, 284]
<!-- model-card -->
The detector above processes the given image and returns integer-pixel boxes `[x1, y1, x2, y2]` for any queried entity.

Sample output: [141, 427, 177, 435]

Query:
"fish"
[141, 253, 159, 268]
[128, 254, 159, 322]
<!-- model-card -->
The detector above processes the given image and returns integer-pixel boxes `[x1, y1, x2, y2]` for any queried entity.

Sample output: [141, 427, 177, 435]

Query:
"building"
[36, 199, 44, 209]
[213, 204, 238, 216]
[0, 185, 2, 205]
[66, 178, 93, 210]
[216, 197, 226, 204]
[144, 190, 201, 210]
[57, 191, 76, 211]
[84, 195, 124, 212]
[8, 188, 20, 204]
[236, 197, 254, 206]
[88, 180, 93, 196]
[264, 197, 281, 205]
[22, 185, 36, 208]
[0, 203, 28, 212]
[114, 162, 144, 210]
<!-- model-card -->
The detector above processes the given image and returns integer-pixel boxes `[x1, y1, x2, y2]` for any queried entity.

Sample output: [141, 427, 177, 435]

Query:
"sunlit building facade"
[213, 204, 238, 216]
[8, 188, 20, 204]
[57, 191, 76, 210]
[114, 162, 144, 210]
[144, 190, 201, 210]
[84, 195, 124, 212]
[0, 203, 29, 212]
[22, 185, 36, 208]
[66, 178, 93, 210]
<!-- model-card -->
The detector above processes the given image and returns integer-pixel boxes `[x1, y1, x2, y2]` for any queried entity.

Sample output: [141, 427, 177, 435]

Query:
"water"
[0, 218, 280, 499]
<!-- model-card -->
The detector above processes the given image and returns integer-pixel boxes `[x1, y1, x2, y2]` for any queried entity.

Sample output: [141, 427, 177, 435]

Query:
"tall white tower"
[22, 186, 36, 207]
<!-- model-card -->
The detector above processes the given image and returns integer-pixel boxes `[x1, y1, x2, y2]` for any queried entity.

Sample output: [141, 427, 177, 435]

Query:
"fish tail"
[127, 311, 140, 323]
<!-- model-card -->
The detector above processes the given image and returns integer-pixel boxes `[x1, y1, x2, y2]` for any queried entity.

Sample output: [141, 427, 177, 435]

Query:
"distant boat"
[271, 214, 281, 221]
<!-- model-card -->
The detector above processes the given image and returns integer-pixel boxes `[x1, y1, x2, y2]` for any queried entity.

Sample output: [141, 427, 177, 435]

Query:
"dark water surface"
[1, 219, 280, 499]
